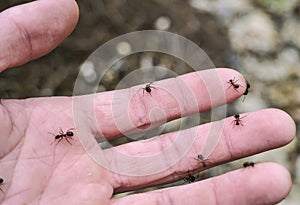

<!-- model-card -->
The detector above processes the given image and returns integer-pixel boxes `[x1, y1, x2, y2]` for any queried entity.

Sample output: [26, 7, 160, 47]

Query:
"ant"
[183, 170, 198, 183]
[227, 77, 242, 91]
[242, 80, 251, 102]
[49, 128, 75, 145]
[0, 177, 4, 193]
[232, 114, 246, 127]
[244, 80, 251, 95]
[141, 82, 156, 96]
[243, 161, 255, 168]
[194, 154, 207, 167]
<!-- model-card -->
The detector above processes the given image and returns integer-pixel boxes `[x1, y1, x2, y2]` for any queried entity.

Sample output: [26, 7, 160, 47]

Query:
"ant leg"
[230, 119, 235, 127]
[59, 128, 64, 135]
[200, 160, 206, 167]
[65, 137, 73, 145]
[50, 139, 56, 146]
[0, 187, 4, 194]
[232, 120, 238, 128]
[226, 84, 233, 91]
[242, 95, 247, 102]
[48, 132, 55, 137]
[56, 138, 63, 145]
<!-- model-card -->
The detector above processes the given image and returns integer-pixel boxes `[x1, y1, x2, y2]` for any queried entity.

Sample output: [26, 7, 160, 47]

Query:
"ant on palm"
[0, 178, 4, 193]
[49, 128, 75, 145]
[227, 77, 242, 91]
[183, 170, 198, 183]
[232, 114, 246, 127]
[141, 82, 156, 96]
[243, 161, 255, 168]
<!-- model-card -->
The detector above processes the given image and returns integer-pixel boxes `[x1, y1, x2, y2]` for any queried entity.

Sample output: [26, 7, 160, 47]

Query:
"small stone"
[229, 11, 279, 53]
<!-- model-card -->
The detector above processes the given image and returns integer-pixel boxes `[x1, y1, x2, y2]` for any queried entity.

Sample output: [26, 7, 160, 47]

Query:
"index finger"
[79, 68, 247, 139]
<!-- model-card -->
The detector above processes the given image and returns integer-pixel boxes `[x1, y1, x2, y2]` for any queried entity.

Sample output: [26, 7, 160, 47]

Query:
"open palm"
[0, 1, 295, 205]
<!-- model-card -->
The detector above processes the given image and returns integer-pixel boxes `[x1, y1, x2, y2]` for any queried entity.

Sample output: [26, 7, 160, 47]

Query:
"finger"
[88, 68, 247, 139]
[0, 0, 79, 71]
[112, 163, 291, 205]
[109, 108, 295, 192]
[0, 101, 14, 158]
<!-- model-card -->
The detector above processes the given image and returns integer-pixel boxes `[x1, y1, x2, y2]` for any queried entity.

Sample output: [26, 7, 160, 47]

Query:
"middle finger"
[109, 108, 294, 193]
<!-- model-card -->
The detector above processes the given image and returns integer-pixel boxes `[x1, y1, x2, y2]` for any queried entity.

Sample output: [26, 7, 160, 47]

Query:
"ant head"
[66, 131, 74, 137]
[0, 178, 3, 183]
[55, 135, 61, 139]
[234, 114, 240, 118]
[198, 154, 204, 160]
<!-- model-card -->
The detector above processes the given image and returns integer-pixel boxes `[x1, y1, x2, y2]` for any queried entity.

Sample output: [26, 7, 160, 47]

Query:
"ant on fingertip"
[49, 128, 75, 145]
[231, 114, 246, 127]
[141, 82, 156, 96]
[227, 77, 242, 91]
[243, 161, 255, 168]
[242, 80, 251, 102]
[183, 170, 198, 183]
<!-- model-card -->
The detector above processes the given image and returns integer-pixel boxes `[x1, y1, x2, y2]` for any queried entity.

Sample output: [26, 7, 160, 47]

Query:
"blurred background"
[0, 0, 300, 204]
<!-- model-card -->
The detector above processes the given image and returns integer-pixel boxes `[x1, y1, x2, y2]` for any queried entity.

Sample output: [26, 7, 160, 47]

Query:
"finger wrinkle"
[0, 0, 79, 71]
[174, 77, 195, 114]
[8, 16, 33, 65]
[112, 172, 133, 192]
[129, 90, 152, 129]
[158, 189, 174, 205]
[210, 179, 221, 205]
[222, 124, 235, 160]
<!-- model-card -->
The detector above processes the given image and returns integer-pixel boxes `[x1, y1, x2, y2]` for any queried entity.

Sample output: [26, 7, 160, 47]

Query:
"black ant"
[142, 82, 156, 96]
[49, 128, 74, 145]
[0, 178, 4, 193]
[243, 161, 255, 168]
[227, 77, 242, 91]
[244, 80, 251, 95]
[194, 154, 207, 167]
[183, 170, 198, 183]
[242, 80, 251, 102]
[232, 114, 246, 127]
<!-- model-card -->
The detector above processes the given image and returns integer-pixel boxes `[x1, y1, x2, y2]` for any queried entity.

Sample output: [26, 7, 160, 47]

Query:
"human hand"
[0, 1, 295, 205]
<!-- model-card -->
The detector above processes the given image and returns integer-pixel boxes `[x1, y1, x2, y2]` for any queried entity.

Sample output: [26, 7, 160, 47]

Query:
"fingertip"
[0, 0, 79, 71]
[215, 67, 248, 100]
[263, 108, 296, 145]
[226, 108, 296, 156]
[213, 162, 292, 205]
[216, 67, 246, 82]
[269, 163, 292, 200]
[253, 162, 292, 204]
